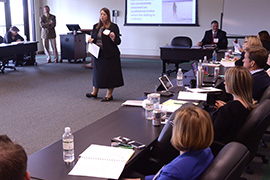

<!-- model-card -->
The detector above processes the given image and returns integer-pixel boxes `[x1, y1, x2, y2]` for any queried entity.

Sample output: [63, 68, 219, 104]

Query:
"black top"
[252, 70, 270, 101]
[211, 100, 250, 144]
[235, 52, 245, 66]
[3, 31, 24, 43]
[261, 40, 270, 51]
[201, 29, 228, 49]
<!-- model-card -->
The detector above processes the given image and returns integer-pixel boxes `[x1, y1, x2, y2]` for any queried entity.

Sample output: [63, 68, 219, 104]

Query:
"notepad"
[177, 91, 207, 101]
[68, 144, 134, 179]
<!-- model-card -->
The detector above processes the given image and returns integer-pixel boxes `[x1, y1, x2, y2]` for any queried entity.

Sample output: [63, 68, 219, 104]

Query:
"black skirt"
[92, 52, 124, 89]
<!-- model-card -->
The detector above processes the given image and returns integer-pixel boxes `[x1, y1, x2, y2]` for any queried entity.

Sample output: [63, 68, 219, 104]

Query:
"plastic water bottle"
[62, 127, 74, 163]
[177, 68, 183, 87]
[212, 50, 217, 63]
[145, 99, 154, 120]
[203, 56, 208, 74]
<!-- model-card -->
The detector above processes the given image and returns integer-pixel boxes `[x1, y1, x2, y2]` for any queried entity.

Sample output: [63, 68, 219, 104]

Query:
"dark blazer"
[201, 29, 228, 49]
[252, 70, 270, 101]
[91, 23, 121, 58]
[235, 52, 245, 66]
[261, 40, 270, 51]
[3, 31, 24, 43]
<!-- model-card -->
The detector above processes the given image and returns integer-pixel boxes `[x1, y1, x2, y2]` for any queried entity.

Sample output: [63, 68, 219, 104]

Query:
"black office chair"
[166, 36, 192, 75]
[211, 99, 270, 172]
[259, 85, 270, 103]
[126, 107, 181, 176]
[259, 86, 270, 147]
[200, 142, 250, 180]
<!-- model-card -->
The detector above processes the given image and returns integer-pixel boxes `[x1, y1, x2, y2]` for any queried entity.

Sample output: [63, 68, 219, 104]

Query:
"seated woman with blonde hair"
[212, 66, 256, 144]
[123, 105, 214, 180]
[235, 36, 263, 66]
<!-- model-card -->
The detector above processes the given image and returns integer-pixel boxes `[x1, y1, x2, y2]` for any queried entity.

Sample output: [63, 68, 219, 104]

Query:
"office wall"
[37, 0, 223, 56]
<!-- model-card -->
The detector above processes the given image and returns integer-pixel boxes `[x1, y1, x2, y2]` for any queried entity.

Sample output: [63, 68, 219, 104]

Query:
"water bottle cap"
[65, 127, 71, 133]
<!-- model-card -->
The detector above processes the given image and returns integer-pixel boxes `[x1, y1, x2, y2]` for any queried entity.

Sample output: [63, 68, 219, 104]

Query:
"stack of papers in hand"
[177, 91, 207, 101]
[69, 144, 135, 179]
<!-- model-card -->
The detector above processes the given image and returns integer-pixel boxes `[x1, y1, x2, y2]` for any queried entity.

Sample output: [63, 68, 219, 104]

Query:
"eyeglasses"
[244, 41, 248, 43]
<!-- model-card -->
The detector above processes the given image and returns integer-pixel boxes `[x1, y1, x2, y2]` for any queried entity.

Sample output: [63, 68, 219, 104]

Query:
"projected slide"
[125, 0, 197, 25]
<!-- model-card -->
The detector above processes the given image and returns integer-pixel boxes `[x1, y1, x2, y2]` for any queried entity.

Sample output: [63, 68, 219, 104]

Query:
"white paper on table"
[69, 144, 134, 179]
[88, 43, 100, 58]
[220, 61, 235, 68]
[122, 100, 143, 107]
[186, 87, 222, 93]
[177, 91, 207, 101]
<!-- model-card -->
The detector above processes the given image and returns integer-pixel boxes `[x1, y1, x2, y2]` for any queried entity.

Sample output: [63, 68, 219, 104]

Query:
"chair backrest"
[200, 142, 250, 180]
[171, 36, 192, 48]
[259, 85, 270, 103]
[234, 99, 270, 161]
[0, 36, 3, 44]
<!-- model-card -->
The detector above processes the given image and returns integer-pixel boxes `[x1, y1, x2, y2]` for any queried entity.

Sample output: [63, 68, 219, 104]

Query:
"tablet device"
[159, 75, 173, 91]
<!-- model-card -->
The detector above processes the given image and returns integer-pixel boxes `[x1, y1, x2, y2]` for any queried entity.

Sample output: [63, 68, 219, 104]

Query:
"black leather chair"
[235, 99, 270, 163]
[211, 99, 270, 164]
[259, 85, 270, 103]
[166, 36, 192, 75]
[201, 142, 250, 180]
[126, 107, 181, 176]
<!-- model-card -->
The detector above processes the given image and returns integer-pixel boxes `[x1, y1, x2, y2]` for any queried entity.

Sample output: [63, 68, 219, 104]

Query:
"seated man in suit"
[3, 26, 24, 66]
[0, 134, 30, 180]
[243, 46, 270, 101]
[197, 20, 228, 49]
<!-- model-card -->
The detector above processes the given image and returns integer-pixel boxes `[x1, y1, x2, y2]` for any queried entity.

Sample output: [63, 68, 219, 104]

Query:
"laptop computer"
[191, 61, 217, 84]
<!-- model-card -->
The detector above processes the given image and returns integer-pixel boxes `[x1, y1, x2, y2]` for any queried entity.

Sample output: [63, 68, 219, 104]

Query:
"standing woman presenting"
[86, 7, 124, 102]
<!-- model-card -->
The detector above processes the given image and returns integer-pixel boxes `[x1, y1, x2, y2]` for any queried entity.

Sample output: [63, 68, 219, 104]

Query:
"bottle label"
[63, 141, 74, 150]
[145, 103, 153, 111]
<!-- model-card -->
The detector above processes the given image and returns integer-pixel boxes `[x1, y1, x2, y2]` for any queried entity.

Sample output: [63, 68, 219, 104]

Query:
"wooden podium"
[60, 33, 86, 62]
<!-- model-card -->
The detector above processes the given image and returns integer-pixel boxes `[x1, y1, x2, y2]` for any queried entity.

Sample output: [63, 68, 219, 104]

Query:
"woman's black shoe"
[86, 93, 97, 98]
[100, 96, 113, 102]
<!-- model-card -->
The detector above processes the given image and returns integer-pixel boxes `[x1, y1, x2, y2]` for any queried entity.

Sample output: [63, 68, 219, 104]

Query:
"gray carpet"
[0, 55, 167, 155]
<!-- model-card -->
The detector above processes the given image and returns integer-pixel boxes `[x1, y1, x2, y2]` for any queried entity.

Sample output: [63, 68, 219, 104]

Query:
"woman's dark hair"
[96, 7, 111, 29]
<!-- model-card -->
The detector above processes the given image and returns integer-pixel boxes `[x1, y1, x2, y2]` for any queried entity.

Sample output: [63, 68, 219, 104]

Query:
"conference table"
[0, 41, 38, 62]
[28, 107, 164, 180]
[27, 71, 215, 180]
[160, 46, 225, 74]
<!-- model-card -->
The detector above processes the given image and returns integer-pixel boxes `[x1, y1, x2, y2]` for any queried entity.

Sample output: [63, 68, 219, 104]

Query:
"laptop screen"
[159, 75, 173, 91]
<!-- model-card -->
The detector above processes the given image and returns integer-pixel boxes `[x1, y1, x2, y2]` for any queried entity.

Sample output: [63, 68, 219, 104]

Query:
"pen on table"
[173, 102, 184, 105]
[119, 143, 133, 149]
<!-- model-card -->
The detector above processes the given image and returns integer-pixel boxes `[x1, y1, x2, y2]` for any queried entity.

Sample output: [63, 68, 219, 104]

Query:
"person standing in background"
[86, 7, 124, 102]
[40, 5, 59, 63]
